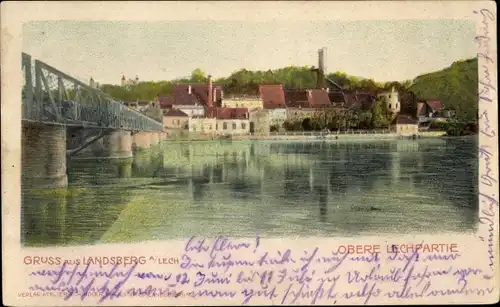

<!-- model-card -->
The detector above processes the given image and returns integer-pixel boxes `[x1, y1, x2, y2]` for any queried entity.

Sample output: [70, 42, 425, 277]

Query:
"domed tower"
[121, 75, 126, 86]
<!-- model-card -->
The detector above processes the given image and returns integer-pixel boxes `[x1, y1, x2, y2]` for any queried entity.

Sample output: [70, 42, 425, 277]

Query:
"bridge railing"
[21, 53, 163, 132]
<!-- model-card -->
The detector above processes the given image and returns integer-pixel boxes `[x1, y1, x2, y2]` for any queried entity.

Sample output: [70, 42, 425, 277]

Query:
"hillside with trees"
[408, 58, 478, 121]
[99, 58, 478, 121]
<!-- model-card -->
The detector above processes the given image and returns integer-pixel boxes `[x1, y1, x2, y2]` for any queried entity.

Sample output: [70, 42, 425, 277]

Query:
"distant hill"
[409, 58, 478, 121]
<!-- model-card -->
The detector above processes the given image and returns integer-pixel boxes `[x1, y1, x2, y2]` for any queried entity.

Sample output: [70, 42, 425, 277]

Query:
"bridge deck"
[21, 53, 163, 132]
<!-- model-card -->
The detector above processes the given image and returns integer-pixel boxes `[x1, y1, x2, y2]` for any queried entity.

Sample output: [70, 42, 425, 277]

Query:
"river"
[21, 137, 478, 247]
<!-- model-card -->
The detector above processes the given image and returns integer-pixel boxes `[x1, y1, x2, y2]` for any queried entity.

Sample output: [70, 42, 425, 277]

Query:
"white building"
[175, 104, 205, 117]
[216, 118, 250, 135]
[189, 117, 216, 133]
[121, 75, 139, 87]
[377, 86, 400, 114]
[188, 117, 250, 136]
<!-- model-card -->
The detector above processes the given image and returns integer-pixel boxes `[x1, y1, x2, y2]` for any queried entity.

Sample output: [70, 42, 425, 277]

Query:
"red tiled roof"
[164, 108, 188, 117]
[157, 91, 202, 108]
[339, 91, 376, 109]
[173, 84, 223, 106]
[328, 91, 346, 105]
[426, 100, 443, 111]
[206, 107, 249, 120]
[173, 91, 201, 106]
[259, 84, 286, 109]
[308, 89, 332, 108]
[284, 89, 309, 108]
[392, 114, 418, 125]
[343, 93, 359, 108]
[355, 92, 377, 108]
[158, 96, 174, 109]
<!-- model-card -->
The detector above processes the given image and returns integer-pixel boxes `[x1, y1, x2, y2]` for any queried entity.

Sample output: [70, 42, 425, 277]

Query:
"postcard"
[1, 1, 498, 305]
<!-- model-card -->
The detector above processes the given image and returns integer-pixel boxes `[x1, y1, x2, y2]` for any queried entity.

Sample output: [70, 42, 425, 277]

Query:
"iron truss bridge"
[21, 52, 163, 132]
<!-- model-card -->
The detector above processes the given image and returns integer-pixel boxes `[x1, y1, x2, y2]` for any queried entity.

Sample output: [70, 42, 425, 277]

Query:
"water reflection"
[22, 138, 479, 246]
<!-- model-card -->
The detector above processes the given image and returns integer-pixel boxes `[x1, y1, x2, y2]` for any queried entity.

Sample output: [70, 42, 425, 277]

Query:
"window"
[232, 123, 237, 129]
[209, 124, 212, 130]
[242, 123, 246, 129]
[389, 104, 392, 109]
[223, 122, 228, 130]
[216, 123, 219, 130]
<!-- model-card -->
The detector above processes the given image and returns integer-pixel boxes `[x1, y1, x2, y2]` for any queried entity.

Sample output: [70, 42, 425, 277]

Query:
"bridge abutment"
[22, 123, 68, 188]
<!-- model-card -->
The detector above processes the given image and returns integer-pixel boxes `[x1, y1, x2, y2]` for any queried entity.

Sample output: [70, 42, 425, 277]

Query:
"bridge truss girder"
[21, 53, 163, 132]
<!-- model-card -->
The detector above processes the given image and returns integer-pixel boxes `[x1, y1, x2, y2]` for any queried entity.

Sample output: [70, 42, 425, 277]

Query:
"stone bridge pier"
[102, 130, 133, 158]
[22, 122, 68, 188]
[71, 130, 133, 159]
[132, 131, 165, 149]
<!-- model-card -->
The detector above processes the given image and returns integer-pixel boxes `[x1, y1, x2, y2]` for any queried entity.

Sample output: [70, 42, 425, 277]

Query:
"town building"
[121, 75, 139, 87]
[209, 107, 250, 135]
[157, 86, 206, 117]
[328, 90, 347, 106]
[163, 109, 189, 129]
[417, 100, 445, 118]
[171, 82, 224, 107]
[159, 75, 254, 136]
[188, 117, 217, 134]
[285, 88, 332, 122]
[222, 95, 263, 111]
[188, 107, 250, 136]
[391, 114, 419, 135]
[377, 86, 400, 113]
[157, 75, 224, 118]
[259, 84, 287, 127]
[249, 109, 271, 136]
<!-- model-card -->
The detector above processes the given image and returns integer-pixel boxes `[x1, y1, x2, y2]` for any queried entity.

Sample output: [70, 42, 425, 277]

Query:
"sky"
[22, 20, 477, 85]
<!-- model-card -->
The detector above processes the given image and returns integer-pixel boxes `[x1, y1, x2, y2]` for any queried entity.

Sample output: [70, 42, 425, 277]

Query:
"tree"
[190, 68, 206, 83]
[372, 97, 392, 128]
[359, 111, 373, 129]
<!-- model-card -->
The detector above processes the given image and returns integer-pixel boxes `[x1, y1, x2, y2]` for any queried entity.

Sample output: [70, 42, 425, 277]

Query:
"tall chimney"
[316, 47, 327, 89]
[207, 75, 213, 107]
[318, 47, 327, 74]
[213, 88, 217, 105]
[188, 85, 192, 94]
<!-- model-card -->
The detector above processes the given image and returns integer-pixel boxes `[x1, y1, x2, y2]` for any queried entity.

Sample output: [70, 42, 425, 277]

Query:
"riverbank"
[163, 130, 463, 142]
